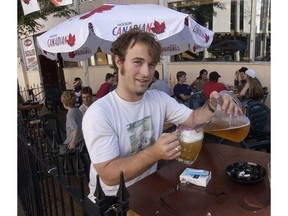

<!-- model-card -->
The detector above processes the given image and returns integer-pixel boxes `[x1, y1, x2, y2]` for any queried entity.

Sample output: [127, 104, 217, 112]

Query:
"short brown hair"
[176, 71, 186, 81]
[110, 29, 162, 71]
[105, 73, 114, 81]
[61, 90, 76, 107]
[81, 86, 93, 96]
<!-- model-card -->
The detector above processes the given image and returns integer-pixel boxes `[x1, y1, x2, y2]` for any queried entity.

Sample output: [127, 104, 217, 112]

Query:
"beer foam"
[180, 130, 203, 143]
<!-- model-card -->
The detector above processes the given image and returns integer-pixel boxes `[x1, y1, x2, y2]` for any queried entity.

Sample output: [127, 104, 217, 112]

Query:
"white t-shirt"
[82, 89, 192, 199]
[79, 103, 89, 115]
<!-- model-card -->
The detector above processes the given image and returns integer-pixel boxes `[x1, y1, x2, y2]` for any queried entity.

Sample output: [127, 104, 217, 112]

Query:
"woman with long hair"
[190, 69, 208, 92]
[239, 69, 264, 106]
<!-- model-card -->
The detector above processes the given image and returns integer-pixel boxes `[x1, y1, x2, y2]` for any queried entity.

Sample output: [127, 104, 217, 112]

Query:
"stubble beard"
[121, 64, 146, 97]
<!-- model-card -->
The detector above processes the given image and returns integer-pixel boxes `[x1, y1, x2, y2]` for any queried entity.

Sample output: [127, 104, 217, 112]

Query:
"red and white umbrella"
[37, 3, 214, 62]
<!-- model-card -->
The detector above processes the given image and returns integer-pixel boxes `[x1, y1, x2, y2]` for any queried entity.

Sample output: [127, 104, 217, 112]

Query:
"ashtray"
[226, 162, 266, 185]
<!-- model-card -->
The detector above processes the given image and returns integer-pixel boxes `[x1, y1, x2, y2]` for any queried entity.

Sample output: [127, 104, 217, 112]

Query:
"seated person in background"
[203, 71, 227, 99]
[173, 71, 192, 106]
[95, 73, 114, 99]
[238, 69, 264, 106]
[190, 69, 208, 92]
[149, 70, 171, 96]
[233, 67, 247, 92]
[79, 86, 94, 115]
[109, 71, 118, 92]
[60, 90, 91, 179]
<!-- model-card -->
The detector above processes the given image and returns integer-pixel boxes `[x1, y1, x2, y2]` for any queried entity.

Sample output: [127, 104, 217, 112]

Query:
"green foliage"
[17, 0, 77, 37]
[170, 1, 225, 27]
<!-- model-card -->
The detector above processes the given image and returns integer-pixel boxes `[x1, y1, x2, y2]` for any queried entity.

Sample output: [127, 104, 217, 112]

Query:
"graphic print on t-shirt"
[127, 116, 155, 155]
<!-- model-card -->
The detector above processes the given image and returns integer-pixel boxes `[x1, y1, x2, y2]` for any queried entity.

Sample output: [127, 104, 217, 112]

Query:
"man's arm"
[179, 93, 191, 101]
[239, 82, 249, 98]
[94, 132, 180, 186]
[67, 128, 78, 149]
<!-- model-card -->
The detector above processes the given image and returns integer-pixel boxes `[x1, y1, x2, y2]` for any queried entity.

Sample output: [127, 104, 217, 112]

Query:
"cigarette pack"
[179, 168, 212, 187]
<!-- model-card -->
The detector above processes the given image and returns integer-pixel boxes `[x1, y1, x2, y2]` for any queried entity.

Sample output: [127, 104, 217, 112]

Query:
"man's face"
[82, 93, 92, 106]
[179, 75, 187, 83]
[116, 43, 157, 99]
[239, 72, 246, 80]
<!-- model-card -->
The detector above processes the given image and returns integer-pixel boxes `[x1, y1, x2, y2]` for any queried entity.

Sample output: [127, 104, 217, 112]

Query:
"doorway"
[39, 55, 66, 91]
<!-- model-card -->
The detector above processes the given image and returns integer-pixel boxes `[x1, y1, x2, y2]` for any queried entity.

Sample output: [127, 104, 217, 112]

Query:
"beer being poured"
[200, 91, 250, 143]
[203, 117, 250, 142]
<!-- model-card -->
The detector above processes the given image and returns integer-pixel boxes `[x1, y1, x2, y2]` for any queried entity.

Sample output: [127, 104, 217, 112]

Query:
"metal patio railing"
[17, 111, 129, 216]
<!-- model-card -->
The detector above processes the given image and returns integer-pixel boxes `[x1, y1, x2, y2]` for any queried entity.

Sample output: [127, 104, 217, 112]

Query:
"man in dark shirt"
[173, 71, 192, 106]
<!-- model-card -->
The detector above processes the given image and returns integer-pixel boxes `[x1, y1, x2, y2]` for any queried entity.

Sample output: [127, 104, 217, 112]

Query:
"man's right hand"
[151, 131, 181, 160]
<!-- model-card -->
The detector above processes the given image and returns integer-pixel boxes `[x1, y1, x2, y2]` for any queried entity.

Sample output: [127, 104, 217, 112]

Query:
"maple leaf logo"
[192, 45, 196, 52]
[204, 34, 209, 43]
[80, 5, 114, 19]
[69, 52, 76, 58]
[66, 34, 76, 47]
[23, 0, 30, 5]
[151, 20, 165, 34]
[184, 18, 189, 26]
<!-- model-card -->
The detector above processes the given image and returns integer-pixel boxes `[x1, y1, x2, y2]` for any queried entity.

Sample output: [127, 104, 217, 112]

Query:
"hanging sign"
[22, 36, 39, 70]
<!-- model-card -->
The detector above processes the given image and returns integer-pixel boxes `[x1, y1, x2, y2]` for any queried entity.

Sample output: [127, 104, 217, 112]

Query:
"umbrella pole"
[159, 0, 170, 86]
[82, 60, 90, 86]
[162, 56, 169, 84]
[249, 0, 257, 62]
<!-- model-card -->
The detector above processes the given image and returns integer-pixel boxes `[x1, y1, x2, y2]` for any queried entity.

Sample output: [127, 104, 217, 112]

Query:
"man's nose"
[140, 64, 150, 76]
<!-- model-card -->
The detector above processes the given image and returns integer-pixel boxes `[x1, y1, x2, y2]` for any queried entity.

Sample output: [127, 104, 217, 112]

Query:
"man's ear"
[114, 55, 122, 68]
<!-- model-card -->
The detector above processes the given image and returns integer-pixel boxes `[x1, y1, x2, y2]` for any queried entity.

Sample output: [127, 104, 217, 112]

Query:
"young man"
[61, 90, 91, 179]
[79, 86, 93, 115]
[203, 71, 227, 99]
[83, 30, 241, 200]
[173, 71, 193, 105]
[95, 73, 114, 99]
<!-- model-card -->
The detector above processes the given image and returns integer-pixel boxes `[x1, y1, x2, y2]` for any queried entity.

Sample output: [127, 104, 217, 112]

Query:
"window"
[168, 0, 270, 62]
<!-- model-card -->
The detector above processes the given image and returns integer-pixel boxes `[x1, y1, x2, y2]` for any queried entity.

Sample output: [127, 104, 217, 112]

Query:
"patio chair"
[188, 92, 206, 110]
[241, 101, 270, 152]
[260, 87, 269, 104]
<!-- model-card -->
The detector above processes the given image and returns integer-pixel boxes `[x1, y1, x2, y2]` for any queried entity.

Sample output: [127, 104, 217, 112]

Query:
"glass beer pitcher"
[198, 91, 250, 142]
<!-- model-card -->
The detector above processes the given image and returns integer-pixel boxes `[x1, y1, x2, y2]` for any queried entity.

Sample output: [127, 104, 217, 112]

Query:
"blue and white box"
[179, 168, 212, 187]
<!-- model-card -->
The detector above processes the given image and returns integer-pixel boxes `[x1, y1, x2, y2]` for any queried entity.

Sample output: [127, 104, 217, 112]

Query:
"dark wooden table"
[128, 143, 270, 216]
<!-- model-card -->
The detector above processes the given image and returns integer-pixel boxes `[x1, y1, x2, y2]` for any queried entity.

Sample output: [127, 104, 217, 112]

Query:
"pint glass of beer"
[177, 126, 204, 165]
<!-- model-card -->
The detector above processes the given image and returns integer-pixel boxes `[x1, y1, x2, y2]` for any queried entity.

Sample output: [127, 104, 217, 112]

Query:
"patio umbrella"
[207, 40, 247, 55]
[37, 3, 214, 62]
